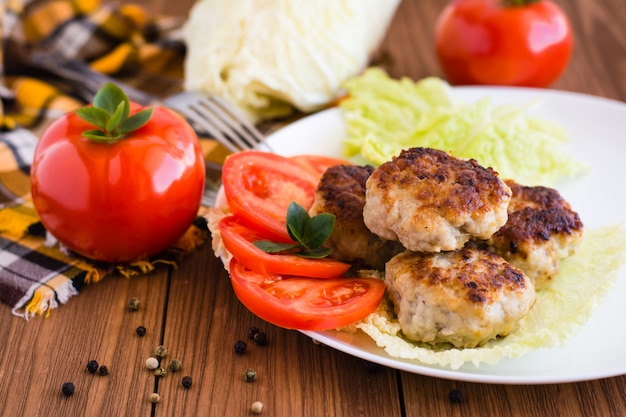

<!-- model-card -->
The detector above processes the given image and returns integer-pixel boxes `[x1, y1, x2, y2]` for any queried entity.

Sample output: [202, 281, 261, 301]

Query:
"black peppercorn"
[181, 376, 193, 388]
[448, 389, 463, 404]
[247, 326, 260, 340]
[253, 331, 267, 346]
[234, 340, 247, 354]
[61, 382, 75, 397]
[98, 365, 109, 376]
[86, 359, 99, 374]
[365, 362, 381, 373]
[135, 325, 147, 337]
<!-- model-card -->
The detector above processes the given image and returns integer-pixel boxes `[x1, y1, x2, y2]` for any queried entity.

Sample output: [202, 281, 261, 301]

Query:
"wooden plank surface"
[2, 0, 626, 416]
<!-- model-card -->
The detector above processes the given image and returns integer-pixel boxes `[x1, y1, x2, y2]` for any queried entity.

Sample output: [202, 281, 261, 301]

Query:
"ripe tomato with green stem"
[435, 0, 573, 87]
[30, 83, 205, 262]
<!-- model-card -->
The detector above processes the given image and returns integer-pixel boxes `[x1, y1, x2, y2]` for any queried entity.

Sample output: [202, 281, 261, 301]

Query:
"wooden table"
[2, 1, 625, 416]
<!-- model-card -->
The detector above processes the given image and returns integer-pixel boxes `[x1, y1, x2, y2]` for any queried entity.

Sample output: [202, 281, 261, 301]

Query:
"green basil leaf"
[298, 247, 332, 259]
[119, 107, 153, 134]
[253, 240, 297, 253]
[304, 213, 335, 249]
[105, 101, 126, 133]
[82, 129, 122, 142]
[75, 107, 110, 130]
[94, 82, 129, 116]
[286, 201, 309, 245]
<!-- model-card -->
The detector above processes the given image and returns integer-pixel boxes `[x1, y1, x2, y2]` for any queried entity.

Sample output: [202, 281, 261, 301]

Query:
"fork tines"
[186, 95, 265, 153]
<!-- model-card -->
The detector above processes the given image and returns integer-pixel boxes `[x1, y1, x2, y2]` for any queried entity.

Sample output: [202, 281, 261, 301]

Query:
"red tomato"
[435, 0, 573, 87]
[31, 104, 205, 262]
[229, 258, 385, 330]
[222, 151, 319, 243]
[290, 155, 353, 179]
[218, 215, 351, 278]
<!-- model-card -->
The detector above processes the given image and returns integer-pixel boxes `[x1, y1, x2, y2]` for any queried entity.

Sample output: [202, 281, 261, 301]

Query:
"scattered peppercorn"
[98, 365, 109, 376]
[234, 340, 247, 354]
[61, 382, 75, 397]
[181, 376, 193, 389]
[365, 362, 381, 373]
[192, 216, 208, 230]
[154, 367, 167, 377]
[250, 401, 264, 414]
[154, 345, 168, 359]
[168, 359, 182, 373]
[27, 221, 46, 237]
[245, 368, 257, 382]
[146, 357, 159, 370]
[135, 325, 147, 337]
[149, 393, 160, 403]
[128, 297, 140, 311]
[253, 331, 267, 346]
[448, 389, 463, 404]
[86, 359, 99, 374]
[247, 326, 260, 340]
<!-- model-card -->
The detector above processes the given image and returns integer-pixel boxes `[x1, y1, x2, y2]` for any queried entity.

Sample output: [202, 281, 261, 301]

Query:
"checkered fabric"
[0, 0, 213, 319]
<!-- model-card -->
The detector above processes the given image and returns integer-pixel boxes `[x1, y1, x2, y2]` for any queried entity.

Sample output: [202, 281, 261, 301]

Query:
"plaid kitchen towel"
[0, 0, 215, 319]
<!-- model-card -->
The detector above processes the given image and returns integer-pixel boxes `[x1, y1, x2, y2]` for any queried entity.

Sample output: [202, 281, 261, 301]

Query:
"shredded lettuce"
[345, 224, 626, 369]
[340, 68, 586, 186]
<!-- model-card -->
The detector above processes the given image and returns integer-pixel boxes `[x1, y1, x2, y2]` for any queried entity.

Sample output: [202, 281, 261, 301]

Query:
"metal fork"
[163, 93, 268, 154]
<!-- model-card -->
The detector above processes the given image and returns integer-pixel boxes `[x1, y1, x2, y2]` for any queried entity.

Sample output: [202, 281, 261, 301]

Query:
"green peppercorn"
[234, 340, 247, 354]
[98, 365, 109, 376]
[181, 376, 193, 388]
[128, 297, 140, 311]
[135, 325, 147, 337]
[168, 359, 182, 373]
[154, 345, 168, 359]
[154, 367, 167, 377]
[86, 359, 99, 374]
[448, 389, 463, 404]
[253, 331, 267, 346]
[245, 368, 257, 382]
[61, 382, 75, 397]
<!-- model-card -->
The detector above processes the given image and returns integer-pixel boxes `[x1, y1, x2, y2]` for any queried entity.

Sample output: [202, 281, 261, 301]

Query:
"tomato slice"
[218, 215, 350, 278]
[229, 258, 385, 330]
[222, 151, 319, 242]
[290, 154, 353, 179]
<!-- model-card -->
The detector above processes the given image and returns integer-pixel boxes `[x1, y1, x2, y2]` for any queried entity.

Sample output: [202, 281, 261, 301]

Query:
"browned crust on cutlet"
[316, 164, 375, 221]
[389, 248, 529, 304]
[495, 180, 583, 250]
[372, 148, 511, 216]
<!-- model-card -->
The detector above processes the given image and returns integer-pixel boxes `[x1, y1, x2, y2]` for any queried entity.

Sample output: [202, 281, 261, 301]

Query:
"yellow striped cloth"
[0, 0, 222, 319]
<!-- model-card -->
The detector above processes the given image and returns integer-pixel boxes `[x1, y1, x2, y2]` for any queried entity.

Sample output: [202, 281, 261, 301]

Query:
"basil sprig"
[253, 202, 335, 259]
[75, 82, 153, 142]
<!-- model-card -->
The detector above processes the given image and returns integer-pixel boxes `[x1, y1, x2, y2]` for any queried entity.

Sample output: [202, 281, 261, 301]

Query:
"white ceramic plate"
[261, 87, 626, 384]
